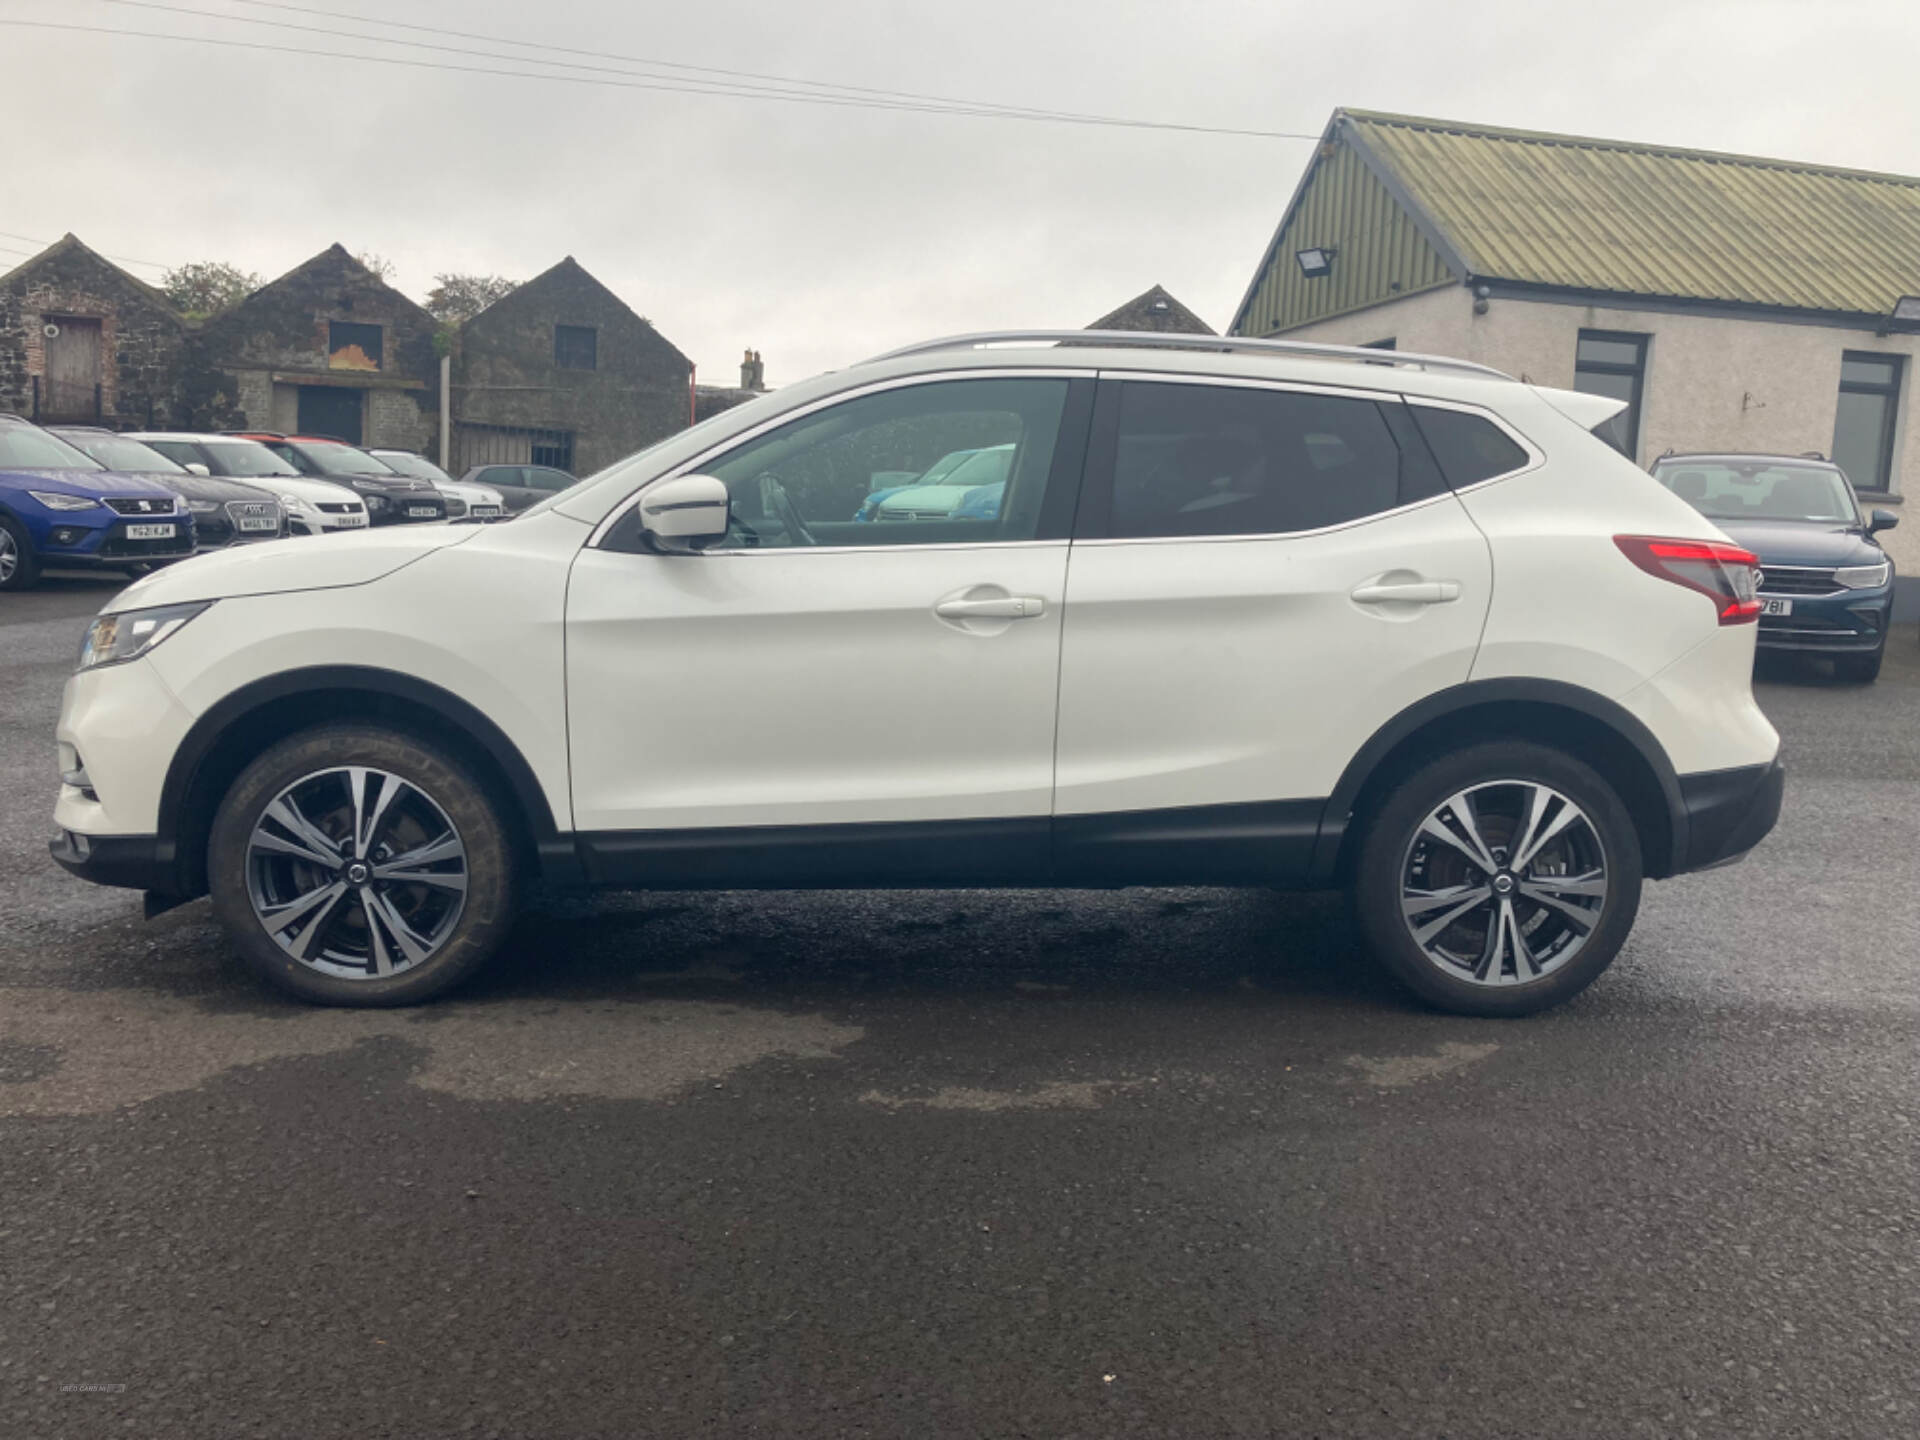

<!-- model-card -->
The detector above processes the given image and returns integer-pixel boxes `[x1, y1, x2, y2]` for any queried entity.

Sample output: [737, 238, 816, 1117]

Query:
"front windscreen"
[307, 445, 400, 478]
[200, 441, 299, 477]
[0, 426, 104, 471]
[1653, 460, 1859, 524]
[375, 451, 452, 483]
[59, 433, 184, 473]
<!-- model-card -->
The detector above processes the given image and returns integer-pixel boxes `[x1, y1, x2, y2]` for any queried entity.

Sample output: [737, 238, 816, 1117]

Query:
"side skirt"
[572, 800, 1327, 891]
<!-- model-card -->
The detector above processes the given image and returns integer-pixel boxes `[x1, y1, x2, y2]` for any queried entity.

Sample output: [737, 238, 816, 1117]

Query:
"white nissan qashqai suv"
[52, 332, 1782, 1015]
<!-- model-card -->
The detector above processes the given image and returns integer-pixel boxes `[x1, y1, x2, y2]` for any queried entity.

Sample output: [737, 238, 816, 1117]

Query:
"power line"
[12, 14, 1317, 140]
[118, 0, 1119, 124]
[0, 228, 169, 270]
[206, 0, 1152, 123]
[95, 0, 1107, 121]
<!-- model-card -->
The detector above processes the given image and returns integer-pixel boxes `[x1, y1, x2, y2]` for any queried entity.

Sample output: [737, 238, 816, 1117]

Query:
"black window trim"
[1835, 349, 1905, 495]
[1069, 374, 1541, 545]
[1573, 328, 1650, 462]
[589, 367, 1100, 555]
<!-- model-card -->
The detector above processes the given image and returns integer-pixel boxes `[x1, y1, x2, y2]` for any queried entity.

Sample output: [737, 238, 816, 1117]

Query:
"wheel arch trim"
[1310, 678, 1685, 882]
[155, 665, 572, 895]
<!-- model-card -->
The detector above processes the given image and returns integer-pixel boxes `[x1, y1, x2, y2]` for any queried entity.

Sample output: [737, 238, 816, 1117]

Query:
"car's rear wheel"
[208, 725, 518, 1006]
[0, 516, 40, 591]
[1354, 741, 1643, 1016]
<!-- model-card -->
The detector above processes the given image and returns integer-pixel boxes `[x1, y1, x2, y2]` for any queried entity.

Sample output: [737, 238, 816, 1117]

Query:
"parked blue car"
[1650, 451, 1897, 682]
[0, 415, 194, 591]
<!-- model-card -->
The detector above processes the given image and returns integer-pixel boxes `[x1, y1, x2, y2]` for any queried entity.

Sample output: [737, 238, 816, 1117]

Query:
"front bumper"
[49, 830, 172, 891]
[1756, 590, 1891, 655]
[1674, 758, 1785, 872]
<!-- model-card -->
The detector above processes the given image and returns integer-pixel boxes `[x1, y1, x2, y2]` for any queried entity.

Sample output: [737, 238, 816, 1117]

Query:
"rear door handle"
[1350, 580, 1461, 605]
[934, 595, 1046, 620]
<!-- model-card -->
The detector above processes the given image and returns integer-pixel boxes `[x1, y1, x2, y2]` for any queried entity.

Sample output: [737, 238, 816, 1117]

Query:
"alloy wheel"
[0, 528, 16, 584]
[245, 766, 468, 980]
[1399, 780, 1609, 986]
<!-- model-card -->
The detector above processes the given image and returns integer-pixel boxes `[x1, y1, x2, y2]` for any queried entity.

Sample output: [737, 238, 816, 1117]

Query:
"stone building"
[1089, 284, 1215, 335]
[0, 234, 189, 428]
[192, 243, 440, 449]
[1230, 109, 1920, 569]
[450, 256, 692, 475]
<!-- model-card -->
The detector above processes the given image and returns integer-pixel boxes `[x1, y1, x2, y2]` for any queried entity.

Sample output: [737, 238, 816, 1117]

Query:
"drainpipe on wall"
[439, 354, 451, 466]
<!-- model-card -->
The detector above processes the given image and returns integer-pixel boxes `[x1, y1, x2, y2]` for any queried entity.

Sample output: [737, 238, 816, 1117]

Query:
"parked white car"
[55, 331, 1781, 1014]
[369, 449, 507, 521]
[131, 434, 369, 536]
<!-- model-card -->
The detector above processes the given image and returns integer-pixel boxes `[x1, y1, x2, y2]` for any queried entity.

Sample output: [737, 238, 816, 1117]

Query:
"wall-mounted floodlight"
[1295, 247, 1337, 279]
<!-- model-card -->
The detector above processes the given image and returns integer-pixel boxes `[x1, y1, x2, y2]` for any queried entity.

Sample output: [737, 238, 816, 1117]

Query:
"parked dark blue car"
[1650, 451, 1896, 682]
[0, 415, 194, 591]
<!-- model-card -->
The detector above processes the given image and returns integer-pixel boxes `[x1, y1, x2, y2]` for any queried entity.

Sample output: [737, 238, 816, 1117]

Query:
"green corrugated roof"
[1341, 110, 1920, 316]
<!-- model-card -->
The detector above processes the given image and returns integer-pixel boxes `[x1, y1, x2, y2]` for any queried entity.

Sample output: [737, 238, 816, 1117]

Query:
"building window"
[555, 325, 598, 370]
[327, 321, 383, 372]
[1573, 331, 1649, 459]
[1832, 352, 1904, 494]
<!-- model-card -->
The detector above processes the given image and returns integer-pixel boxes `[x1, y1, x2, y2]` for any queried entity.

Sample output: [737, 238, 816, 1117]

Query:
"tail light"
[1614, 536, 1761, 625]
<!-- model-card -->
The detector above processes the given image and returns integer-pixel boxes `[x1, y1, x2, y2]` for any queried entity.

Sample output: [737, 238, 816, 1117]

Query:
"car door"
[565, 373, 1094, 885]
[1052, 375, 1498, 884]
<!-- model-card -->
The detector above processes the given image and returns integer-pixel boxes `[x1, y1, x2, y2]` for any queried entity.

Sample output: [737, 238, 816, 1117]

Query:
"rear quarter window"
[1409, 407, 1530, 487]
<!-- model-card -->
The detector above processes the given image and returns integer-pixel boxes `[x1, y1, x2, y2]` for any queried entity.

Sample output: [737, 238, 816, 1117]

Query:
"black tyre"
[1835, 643, 1883, 684]
[0, 514, 41, 591]
[208, 724, 519, 1005]
[1353, 741, 1643, 1017]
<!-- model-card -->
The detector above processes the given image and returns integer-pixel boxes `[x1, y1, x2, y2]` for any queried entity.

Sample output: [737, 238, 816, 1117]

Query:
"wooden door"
[43, 317, 102, 420]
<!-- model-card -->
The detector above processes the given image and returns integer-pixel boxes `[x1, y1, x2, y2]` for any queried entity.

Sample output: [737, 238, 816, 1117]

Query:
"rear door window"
[1092, 382, 1448, 540]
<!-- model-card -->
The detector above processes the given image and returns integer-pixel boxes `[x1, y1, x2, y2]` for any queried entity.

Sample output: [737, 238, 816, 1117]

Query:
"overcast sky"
[9, 0, 1920, 383]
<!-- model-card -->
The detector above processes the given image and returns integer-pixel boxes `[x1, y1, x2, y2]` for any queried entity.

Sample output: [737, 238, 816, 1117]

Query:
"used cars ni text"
[52, 331, 1782, 1015]
[1649, 452, 1896, 683]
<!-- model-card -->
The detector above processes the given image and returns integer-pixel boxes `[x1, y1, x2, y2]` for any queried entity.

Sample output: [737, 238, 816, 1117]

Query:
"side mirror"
[184, 462, 212, 477]
[638, 474, 729, 551]
[1869, 508, 1899, 534]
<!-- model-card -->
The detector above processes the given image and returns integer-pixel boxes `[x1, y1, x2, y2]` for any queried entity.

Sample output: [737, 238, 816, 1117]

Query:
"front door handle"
[1350, 580, 1461, 605]
[934, 595, 1046, 620]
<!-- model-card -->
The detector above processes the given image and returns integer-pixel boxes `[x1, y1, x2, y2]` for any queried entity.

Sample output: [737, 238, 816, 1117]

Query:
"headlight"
[188, 500, 220, 514]
[364, 494, 388, 510]
[77, 602, 212, 671]
[274, 493, 314, 514]
[1836, 561, 1892, 590]
[28, 491, 100, 512]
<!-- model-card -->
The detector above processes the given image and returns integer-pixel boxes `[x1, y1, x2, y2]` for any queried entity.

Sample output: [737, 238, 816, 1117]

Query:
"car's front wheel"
[1354, 741, 1643, 1017]
[208, 725, 519, 1005]
[0, 515, 40, 591]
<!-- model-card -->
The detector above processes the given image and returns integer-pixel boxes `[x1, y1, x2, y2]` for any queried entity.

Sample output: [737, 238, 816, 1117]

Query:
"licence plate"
[1761, 598, 1792, 616]
[237, 516, 278, 532]
[408, 505, 439, 518]
[471, 506, 500, 517]
[125, 523, 176, 539]
[334, 515, 367, 528]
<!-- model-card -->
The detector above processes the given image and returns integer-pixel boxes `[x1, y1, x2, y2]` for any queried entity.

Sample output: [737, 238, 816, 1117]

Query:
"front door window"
[692, 377, 1074, 549]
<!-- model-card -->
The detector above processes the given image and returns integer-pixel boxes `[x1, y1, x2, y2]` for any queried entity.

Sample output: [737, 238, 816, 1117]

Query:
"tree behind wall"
[160, 261, 262, 319]
[424, 273, 519, 325]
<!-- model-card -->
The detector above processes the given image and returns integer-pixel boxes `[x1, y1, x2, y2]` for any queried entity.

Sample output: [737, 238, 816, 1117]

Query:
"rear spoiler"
[1532, 385, 1629, 433]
